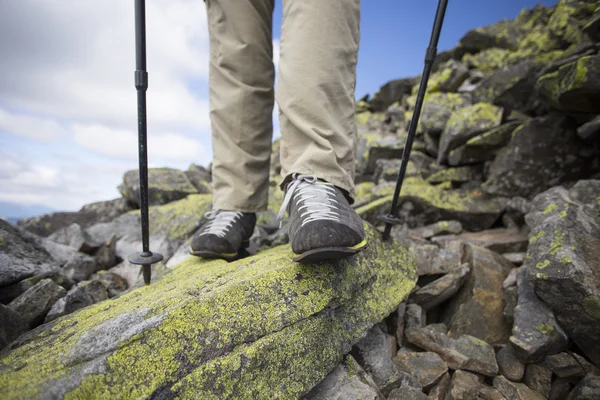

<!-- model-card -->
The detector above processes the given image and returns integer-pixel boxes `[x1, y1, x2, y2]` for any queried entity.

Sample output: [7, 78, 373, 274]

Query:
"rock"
[544, 352, 586, 379]
[0, 219, 59, 287]
[577, 115, 600, 140]
[0, 224, 417, 399]
[447, 121, 522, 166]
[427, 60, 470, 93]
[0, 304, 27, 350]
[48, 223, 100, 254]
[548, 0, 596, 45]
[61, 253, 101, 283]
[483, 113, 600, 199]
[358, 131, 408, 175]
[568, 179, 600, 209]
[445, 370, 484, 400]
[503, 286, 518, 327]
[427, 372, 451, 400]
[431, 228, 530, 254]
[398, 238, 465, 277]
[0, 271, 74, 304]
[391, 352, 448, 390]
[572, 352, 600, 376]
[523, 185, 600, 366]
[459, 19, 520, 52]
[473, 386, 507, 400]
[405, 303, 426, 330]
[444, 245, 513, 345]
[497, 345, 526, 382]
[373, 159, 420, 184]
[90, 271, 128, 298]
[493, 375, 546, 400]
[45, 280, 108, 323]
[392, 303, 406, 346]
[583, 10, 600, 42]
[550, 378, 574, 400]
[472, 61, 539, 112]
[367, 177, 503, 231]
[387, 387, 429, 400]
[524, 363, 553, 399]
[17, 198, 135, 237]
[537, 55, 600, 114]
[427, 166, 482, 185]
[7, 279, 66, 328]
[184, 164, 212, 194]
[303, 355, 385, 400]
[118, 168, 198, 207]
[437, 103, 503, 164]
[409, 263, 470, 311]
[567, 374, 600, 400]
[504, 253, 526, 265]
[411, 220, 463, 239]
[109, 261, 171, 290]
[368, 76, 419, 112]
[87, 194, 212, 267]
[93, 234, 118, 270]
[405, 327, 499, 376]
[418, 92, 472, 136]
[509, 268, 569, 363]
[351, 325, 400, 394]
[457, 70, 486, 92]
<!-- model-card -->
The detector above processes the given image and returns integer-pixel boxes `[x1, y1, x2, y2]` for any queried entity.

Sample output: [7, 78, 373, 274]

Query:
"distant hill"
[0, 202, 56, 223]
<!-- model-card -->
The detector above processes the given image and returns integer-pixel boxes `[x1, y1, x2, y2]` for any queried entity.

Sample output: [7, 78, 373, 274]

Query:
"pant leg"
[206, 0, 275, 212]
[276, 0, 361, 203]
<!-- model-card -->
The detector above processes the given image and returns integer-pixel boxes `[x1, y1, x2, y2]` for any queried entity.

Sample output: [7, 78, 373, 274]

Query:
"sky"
[0, 0, 559, 218]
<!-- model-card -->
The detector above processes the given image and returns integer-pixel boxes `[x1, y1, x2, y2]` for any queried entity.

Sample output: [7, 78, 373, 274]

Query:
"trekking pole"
[128, 0, 163, 285]
[378, 0, 449, 241]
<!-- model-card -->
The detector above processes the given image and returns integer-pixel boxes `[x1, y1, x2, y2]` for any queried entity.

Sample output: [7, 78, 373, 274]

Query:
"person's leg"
[276, 0, 361, 201]
[208, 0, 275, 212]
[191, 0, 275, 260]
[276, 0, 365, 262]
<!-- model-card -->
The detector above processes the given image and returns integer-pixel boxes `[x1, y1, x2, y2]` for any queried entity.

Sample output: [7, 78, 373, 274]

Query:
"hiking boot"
[190, 210, 256, 261]
[278, 174, 367, 263]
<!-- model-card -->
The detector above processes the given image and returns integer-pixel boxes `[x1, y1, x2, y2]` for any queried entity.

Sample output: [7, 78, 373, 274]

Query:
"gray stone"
[93, 234, 118, 270]
[404, 241, 464, 277]
[392, 303, 406, 347]
[510, 268, 569, 363]
[445, 370, 484, 400]
[483, 114, 600, 199]
[448, 122, 521, 167]
[549, 378, 574, 400]
[418, 92, 472, 136]
[497, 345, 525, 382]
[61, 253, 100, 283]
[568, 179, 600, 210]
[45, 280, 108, 323]
[351, 325, 401, 395]
[369, 76, 419, 112]
[445, 245, 513, 346]
[523, 185, 600, 366]
[391, 352, 448, 390]
[544, 352, 585, 379]
[405, 327, 498, 376]
[411, 220, 463, 239]
[503, 286, 518, 327]
[567, 374, 600, 400]
[427, 372, 451, 400]
[493, 376, 545, 400]
[184, 164, 212, 194]
[524, 363, 552, 399]
[118, 168, 198, 207]
[427, 166, 483, 184]
[577, 115, 600, 140]
[503, 253, 526, 265]
[48, 223, 101, 254]
[437, 103, 503, 164]
[410, 263, 470, 310]
[90, 271, 128, 298]
[0, 219, 59, 287]
[8, 279, 66, 328]
[0, 271, 74, 304]
[303, 355, 384, 400]
[432, 228, 529, 254]
[0, 304, 28, 350]
[387, 386, 428, 400]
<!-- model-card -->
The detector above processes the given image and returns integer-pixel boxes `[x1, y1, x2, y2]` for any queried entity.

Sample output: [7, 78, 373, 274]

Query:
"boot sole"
[293, 240, 368, 263]
[189, 241, 250, 262]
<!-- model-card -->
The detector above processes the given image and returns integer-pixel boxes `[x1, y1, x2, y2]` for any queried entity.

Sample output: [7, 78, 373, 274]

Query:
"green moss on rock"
[0, 225, 416, 400]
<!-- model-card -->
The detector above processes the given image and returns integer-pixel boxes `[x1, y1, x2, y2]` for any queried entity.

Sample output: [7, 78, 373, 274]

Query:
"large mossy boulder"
[0, 224, 416, 400]
[483, 113, 600, 199]
[536, 54, 600, 114]
[522, 183, 600, 366]
[118, 168, 198, 207]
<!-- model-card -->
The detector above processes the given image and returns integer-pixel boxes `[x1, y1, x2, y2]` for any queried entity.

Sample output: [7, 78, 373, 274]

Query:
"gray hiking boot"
[278, 174, 367, 263]
[190, 210, 256, 261]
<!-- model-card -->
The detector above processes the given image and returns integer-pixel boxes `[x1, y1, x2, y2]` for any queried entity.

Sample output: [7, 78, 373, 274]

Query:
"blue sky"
[0, 0, 558, 218]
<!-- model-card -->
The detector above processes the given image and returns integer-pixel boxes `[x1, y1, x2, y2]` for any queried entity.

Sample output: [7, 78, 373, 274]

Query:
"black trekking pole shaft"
[128, 0, 163, 285]
[381, 0, 448, 241]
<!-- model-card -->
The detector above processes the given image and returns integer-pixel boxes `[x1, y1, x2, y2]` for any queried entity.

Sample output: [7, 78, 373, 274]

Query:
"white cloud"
[0, 108, 66, 141]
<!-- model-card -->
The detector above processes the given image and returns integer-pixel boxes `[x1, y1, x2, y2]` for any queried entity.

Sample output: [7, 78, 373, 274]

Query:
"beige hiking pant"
[206, 0, 360, 212]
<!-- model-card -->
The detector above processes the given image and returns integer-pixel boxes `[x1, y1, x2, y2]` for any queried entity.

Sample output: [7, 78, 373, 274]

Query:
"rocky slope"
[1, 0, 600, 399]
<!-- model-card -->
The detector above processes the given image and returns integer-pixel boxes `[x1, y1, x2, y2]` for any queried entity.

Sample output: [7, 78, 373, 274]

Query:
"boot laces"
[277, 174, 340, 228]
[199, 210, 243, 238]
